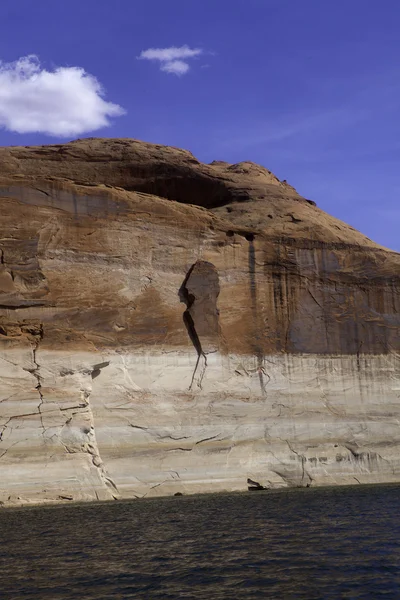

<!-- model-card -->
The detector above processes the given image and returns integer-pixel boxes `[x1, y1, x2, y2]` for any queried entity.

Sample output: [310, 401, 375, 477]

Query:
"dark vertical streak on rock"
[248, 240, 257, 310]
[179, 265, 207, 390]
[73, 193, 78, 219]
[248, 238, 266, 396]
[179, 261, 220, 390]
[179, 265, 205, 359]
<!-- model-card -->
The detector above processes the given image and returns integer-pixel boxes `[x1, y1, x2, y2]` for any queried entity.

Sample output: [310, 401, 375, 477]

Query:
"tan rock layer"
[0, 176, 398, 355]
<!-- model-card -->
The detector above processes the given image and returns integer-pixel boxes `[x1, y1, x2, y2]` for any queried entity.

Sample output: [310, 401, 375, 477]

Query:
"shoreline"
[3, 480, 400, 511]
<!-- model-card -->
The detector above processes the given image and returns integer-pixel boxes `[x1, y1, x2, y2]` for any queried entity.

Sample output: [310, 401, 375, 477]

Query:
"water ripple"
[1, 485, 400, 598]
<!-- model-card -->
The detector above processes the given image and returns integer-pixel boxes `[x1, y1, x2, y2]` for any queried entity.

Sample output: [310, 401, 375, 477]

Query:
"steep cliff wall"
[0, 139, 399, 505]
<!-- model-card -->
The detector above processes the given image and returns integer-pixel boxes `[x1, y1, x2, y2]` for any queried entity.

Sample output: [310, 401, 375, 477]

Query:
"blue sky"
[0, 0, 399, 251]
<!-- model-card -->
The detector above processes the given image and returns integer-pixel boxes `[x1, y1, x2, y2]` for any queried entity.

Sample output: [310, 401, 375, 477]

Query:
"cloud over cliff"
[0, 55, 125, 137]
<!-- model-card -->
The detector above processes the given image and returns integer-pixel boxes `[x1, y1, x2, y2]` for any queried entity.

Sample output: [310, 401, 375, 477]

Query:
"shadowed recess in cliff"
[179, 261, 220, 389]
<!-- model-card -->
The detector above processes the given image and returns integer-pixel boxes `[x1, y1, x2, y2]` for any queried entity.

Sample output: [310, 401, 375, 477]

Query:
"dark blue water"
[1, 485, 400, 599]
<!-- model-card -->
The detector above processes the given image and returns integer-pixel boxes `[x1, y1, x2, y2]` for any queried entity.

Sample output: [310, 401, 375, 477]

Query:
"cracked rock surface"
[0, 138, 399, 505]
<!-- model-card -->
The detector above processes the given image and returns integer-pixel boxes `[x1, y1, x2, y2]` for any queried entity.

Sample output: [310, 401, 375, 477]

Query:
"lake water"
[1, 485, 400, 599]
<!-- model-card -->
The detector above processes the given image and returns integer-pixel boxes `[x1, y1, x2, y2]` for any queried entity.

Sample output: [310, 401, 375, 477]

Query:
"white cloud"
[0, 55, 125, 137]
[161, 60, 190, 76]
[138, 45, 203, 76]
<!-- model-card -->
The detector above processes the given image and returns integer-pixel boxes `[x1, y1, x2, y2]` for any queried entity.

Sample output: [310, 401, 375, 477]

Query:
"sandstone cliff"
[0, 138, 399, 505]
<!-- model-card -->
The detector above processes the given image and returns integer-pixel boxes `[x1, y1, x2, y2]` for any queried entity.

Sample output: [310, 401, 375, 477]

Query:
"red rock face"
[0, 138, 398, 504]
[0, 138, 398, 356]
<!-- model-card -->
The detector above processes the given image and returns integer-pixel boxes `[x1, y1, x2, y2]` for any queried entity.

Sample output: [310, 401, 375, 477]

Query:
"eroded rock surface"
[0, 138, 399, 505]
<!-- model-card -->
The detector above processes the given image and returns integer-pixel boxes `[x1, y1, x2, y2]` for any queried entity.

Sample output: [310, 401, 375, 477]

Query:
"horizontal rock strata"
[0, 138, 399, 505]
